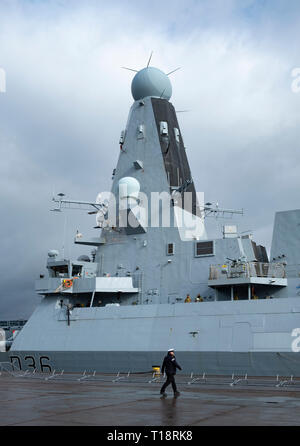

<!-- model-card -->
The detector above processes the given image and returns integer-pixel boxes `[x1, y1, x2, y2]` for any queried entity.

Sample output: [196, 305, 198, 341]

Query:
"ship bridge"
[208, 261, 287, 301]
[35, 254, 139, 308]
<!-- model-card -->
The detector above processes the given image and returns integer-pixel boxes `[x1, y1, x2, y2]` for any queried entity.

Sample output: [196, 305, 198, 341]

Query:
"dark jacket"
[161, 353, 182, 375]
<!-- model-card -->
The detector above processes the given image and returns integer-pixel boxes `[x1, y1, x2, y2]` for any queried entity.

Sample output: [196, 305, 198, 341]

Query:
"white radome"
[131, 67, 172, 101]
[118, 177, 140, 201]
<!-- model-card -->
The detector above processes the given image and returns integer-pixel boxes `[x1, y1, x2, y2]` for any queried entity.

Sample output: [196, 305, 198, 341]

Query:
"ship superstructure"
[7, 65, 300, 376]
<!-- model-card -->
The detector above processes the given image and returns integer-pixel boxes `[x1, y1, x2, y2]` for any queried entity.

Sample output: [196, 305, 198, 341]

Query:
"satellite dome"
[48, 250, 59, 258]
[131, 67, 172, 101]
[118, 177, 140, 200]
[77, 255, 90, 262]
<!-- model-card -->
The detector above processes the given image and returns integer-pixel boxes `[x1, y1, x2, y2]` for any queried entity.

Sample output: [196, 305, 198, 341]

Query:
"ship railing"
[1, 368, 300, 388]
[275, 375, 295, 388]
[188, 372, 206, 385]
[209, 262, 286, 280]
[148, 371, 165, 383]
[182, 373, 300, 388]
[0, 361, 22, 377]
[112, 371, 131, 382]
[44, 369, 99, 382]
[45, 369, 59, 380]
[230, 373, 248, 386]
[0, 361, 39, 378]
[77, 370, 97, 381]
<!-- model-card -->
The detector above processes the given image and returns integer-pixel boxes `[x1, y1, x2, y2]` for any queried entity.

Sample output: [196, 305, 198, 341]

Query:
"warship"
[4, 63, 300, 376]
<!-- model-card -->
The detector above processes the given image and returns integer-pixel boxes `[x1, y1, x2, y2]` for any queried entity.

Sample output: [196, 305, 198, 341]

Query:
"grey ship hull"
[9, 297, 300, 376]
[0, 352, 9, 363]
[8, 350, 300, 377]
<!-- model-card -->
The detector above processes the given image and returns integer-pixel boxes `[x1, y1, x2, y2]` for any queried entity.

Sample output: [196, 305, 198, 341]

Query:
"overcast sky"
[0, 0, 299, 319]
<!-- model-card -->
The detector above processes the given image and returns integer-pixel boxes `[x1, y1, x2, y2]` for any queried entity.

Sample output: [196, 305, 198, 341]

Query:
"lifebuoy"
[63, 279, 73, 288]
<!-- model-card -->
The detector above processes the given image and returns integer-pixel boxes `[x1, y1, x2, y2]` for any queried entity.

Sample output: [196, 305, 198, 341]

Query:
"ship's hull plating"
[7, 350, 300, 377]
[8, 297, 300, 376]
[0, 352, 9, 363]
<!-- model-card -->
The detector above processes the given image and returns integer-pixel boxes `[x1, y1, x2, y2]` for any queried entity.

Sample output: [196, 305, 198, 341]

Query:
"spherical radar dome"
[118, 177, 140, 200]
[131, 67, 172, 101]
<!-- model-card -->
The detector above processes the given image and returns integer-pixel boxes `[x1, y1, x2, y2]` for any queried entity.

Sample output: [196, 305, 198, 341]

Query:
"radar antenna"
[171, 179, 193, 194]
[121, 53, 182, 79]
[159, 88, 166, 99]
[121, 67, 139, 73]
[167, 67, 181, 76]
[199, 202, 244, 219]
[146, 51, 153, 67]
[51, 193, 107, 214]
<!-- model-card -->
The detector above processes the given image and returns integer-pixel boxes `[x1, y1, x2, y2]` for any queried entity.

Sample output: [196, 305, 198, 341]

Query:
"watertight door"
[232, 322, 253, 351]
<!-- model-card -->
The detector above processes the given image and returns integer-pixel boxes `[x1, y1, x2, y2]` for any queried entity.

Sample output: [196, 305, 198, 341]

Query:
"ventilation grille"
[195, 241, 214, 257]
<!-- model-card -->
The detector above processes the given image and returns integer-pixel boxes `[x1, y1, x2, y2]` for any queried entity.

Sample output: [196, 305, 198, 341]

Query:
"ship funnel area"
[107, 65, 206, 241]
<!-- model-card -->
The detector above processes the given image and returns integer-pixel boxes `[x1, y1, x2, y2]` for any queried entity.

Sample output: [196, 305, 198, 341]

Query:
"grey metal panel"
[74, 237, 105, 246]
[151, 98, 198, 215]
[209, 277, 287, 286]
[8, 350, 300, 376]
[232, 323, 253, 351]
[271, 209, 300, 267]
[11, 297, 300, 355]
[0, 352, 9, 362]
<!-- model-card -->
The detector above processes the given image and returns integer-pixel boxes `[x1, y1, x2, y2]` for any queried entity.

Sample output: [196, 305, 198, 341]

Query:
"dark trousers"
[160, 373, 177, 394]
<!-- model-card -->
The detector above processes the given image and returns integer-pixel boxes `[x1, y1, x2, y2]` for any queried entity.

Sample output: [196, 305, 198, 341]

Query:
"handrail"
[209, 262, 286, 280]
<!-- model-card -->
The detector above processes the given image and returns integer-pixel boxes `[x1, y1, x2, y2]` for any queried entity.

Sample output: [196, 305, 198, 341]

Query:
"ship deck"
[0, 370, 300, 426]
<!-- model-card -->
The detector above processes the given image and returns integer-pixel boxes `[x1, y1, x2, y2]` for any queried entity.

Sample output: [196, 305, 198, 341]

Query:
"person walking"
[160, 348, 182, 397]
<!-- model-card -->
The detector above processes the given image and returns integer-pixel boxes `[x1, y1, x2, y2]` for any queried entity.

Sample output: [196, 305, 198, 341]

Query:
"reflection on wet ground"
[1, 372, 300, 425]
[160, 396, 178, 425]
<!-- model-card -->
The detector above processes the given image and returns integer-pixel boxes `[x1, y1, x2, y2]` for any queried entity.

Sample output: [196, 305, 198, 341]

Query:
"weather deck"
[0, 370, 300, 426]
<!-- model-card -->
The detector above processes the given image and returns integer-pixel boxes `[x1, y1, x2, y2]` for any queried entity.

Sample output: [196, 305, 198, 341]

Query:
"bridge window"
[49, 265, 69, 277]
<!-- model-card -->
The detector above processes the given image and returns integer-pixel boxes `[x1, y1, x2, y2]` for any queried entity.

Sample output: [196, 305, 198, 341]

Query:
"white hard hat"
[168, 348, 175, 352]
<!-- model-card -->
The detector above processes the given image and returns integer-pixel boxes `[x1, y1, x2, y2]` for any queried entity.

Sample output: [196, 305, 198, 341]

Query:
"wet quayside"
[1, 367, 300, 426]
